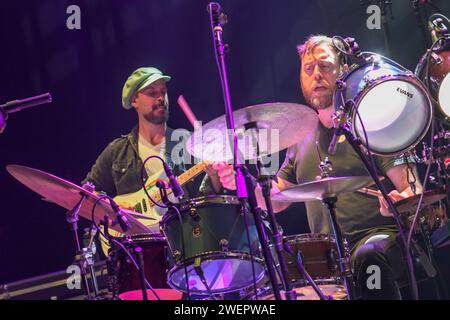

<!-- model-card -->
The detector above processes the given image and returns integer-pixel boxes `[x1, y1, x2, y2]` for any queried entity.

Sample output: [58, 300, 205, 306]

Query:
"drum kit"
[4, 10, 450, 300]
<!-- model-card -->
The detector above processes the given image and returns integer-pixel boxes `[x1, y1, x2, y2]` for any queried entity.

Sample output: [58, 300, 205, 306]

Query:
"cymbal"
[395, 189, 447, 213]
[271, 176, 376, 202]
[6, 164, 152, 235]
[187, 102, 318, 161]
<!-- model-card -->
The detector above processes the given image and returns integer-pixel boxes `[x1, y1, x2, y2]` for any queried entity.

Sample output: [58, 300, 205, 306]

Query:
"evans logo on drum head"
[397, 87, 414, 99]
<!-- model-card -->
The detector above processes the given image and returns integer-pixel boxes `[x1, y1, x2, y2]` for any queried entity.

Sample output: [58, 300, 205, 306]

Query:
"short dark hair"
[296, 34, 345, 67]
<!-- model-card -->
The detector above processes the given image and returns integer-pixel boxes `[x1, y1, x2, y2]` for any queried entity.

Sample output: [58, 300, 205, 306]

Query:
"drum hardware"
[134, 247, 148, 301]
[65, 193, 99, 299]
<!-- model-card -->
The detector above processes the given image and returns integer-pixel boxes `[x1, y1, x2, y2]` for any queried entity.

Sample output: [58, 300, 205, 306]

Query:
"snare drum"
[244, 233, 347, 300]
[160, 195, 266, 295]
[107, 234, 182, 300]
[246, 282, 347, 300]
[335, 54, 433, 156]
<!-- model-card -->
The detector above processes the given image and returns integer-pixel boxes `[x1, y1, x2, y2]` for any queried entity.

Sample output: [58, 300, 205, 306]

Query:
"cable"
[429, 13, 450, 28]
[140, 154, 170, 209]
[90, 195, 161, 300]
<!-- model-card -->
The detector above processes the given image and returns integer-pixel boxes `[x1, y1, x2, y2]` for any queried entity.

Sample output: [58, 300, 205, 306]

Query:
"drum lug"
[173, 250, 182, 263]
[219, 239, 229, 252]
[336, 80, 346, 89]
[189, 207, 197, 217]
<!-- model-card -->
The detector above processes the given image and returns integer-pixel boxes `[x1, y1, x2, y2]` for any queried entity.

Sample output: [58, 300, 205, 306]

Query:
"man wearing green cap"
[83, 67, 221, 235]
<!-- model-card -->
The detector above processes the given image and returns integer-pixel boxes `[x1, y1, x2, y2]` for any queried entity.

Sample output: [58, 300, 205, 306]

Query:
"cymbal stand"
[322, 196, 355, 300]
[66, 193, 94, 299]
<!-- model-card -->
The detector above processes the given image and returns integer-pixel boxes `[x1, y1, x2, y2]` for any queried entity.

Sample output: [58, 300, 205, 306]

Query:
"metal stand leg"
[135, 246, 148, 300]
[66, 194, 93, 299]
[282, 240, 330, 300]
[323, 197, 355, 300]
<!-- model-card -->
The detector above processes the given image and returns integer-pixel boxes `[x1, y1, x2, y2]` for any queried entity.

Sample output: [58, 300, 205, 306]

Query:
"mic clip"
[156, 180, 171, 207]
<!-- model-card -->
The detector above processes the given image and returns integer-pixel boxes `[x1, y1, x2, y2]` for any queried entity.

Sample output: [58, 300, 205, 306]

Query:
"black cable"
[140, 154, 170, 209]
[90, 194, 161, 300]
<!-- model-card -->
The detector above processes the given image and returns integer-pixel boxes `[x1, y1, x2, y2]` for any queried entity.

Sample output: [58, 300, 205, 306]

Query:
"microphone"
[328, 126, 344, 156]
[163, 162, 184, 198]
[1, 93, 52, 114]
[207, 2, 221, 14]
[328, 100, 353, 155]
[156, 179, 170, 206]
[108, 198, 132, 232]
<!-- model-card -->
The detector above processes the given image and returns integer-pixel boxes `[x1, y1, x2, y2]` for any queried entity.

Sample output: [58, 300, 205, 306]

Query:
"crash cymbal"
[6, 164, 152, 235]
[395, 189, 447, 213]
[271, 176, 375, 202]
[187, 102, 318, 161]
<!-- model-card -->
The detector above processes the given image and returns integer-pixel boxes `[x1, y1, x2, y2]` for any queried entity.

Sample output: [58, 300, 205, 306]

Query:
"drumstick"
[357, 187, 382, 198]
[177, 95, 201, 130]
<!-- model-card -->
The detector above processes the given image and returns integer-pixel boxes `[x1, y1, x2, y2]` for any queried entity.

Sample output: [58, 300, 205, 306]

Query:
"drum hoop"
[167, 252, 266, 294]
[170, 250, 265, 267]
[119, 233, 166, 243]
[349, 74, 433, 157]
[188, 195, 240, 206]
[159, 195, 241, 226]
[248, 282, 347, 300]
[283, 233, 336, 243]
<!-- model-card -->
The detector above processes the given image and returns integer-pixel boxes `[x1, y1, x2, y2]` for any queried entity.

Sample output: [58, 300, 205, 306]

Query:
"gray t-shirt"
[278, 122, 406, 248]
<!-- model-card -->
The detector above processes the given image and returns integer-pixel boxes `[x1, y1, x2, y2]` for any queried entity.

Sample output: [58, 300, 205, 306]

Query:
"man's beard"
[143, 105, 169, 124]
[308, 92, 333, 110]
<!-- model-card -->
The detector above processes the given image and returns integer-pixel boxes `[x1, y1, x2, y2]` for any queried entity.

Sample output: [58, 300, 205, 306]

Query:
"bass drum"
[335, 54, 433, 156]
[242, 233, 348, 300]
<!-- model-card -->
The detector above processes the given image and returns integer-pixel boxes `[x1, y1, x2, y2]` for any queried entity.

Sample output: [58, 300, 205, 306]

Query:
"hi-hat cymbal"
[186, 102, 318, 162]
[6, 164, 152, 235]
[271, 176, 375, 202]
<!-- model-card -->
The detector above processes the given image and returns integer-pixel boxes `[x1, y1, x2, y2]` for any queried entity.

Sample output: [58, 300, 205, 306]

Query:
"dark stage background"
[0, 0, 449, 296]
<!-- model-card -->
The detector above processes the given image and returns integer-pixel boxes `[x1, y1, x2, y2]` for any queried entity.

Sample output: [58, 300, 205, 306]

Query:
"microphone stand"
[207, 2, 284, 300]
[66, 194, 93, 299]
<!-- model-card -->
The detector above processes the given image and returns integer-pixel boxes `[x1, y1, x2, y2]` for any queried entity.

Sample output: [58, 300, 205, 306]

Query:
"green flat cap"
[121, 67, 171, 109]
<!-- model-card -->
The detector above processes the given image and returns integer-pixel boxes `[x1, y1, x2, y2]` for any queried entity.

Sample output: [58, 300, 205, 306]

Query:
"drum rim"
[282, 233, 336, 243]
[246, 282, 347, 300]
[117, 233, 166, 243]
[166, 252, 266, 294]
[348, 74, 433, 156]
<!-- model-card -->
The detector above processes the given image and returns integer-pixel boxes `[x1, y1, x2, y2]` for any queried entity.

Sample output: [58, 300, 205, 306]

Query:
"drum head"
[439, 73, 450, 118]
[354, 77, 432, 156]
[167, 253, 266, 295]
